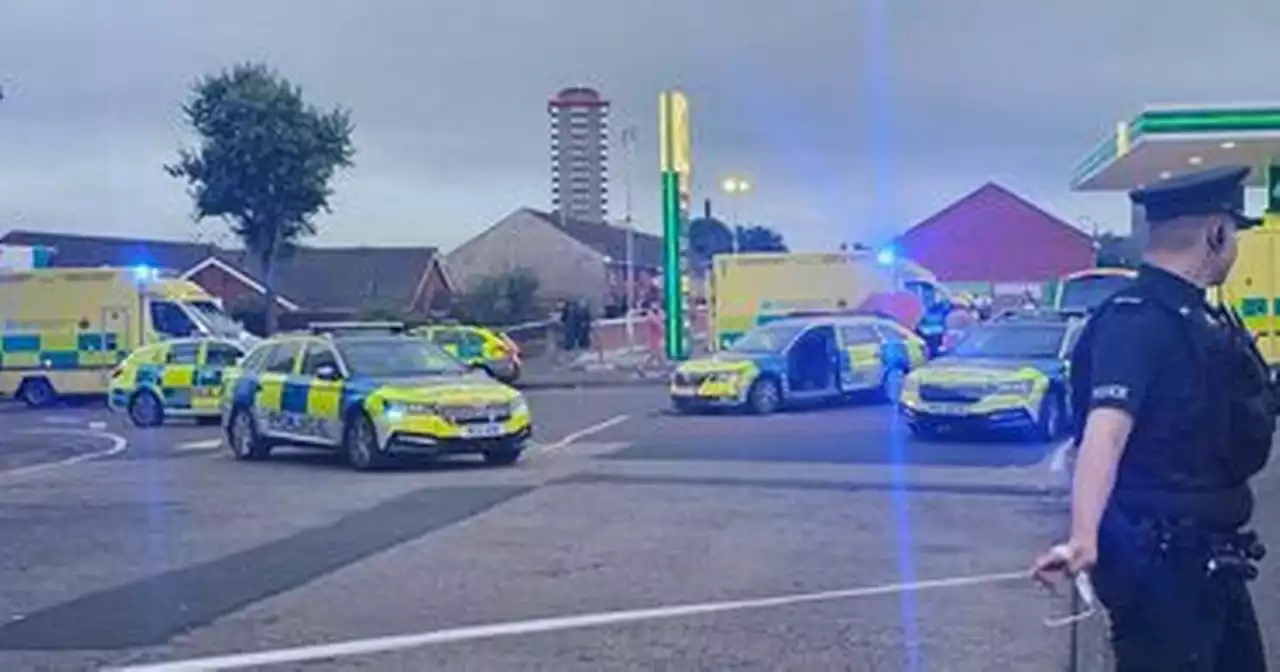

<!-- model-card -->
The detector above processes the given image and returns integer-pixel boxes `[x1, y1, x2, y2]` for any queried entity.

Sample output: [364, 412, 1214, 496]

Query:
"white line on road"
[175, 439, 223, 452]
[0, 430, 128, 483]
[109, 569, 1031, 671]
[534, 414, 630, 454]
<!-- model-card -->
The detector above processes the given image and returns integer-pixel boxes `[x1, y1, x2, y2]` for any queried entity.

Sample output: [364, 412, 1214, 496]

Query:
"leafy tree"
[1095, 232, 1139, 268]
[735, 224, 788, 253]
[166, 62, 356, 334]
[451, 268, 542, 326]
[687, 218, 789, 269]
[688, 217, 735, 260]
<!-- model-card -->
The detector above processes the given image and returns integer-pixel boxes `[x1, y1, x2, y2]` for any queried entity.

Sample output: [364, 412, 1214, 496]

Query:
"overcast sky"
[1, 0, 1275, 253]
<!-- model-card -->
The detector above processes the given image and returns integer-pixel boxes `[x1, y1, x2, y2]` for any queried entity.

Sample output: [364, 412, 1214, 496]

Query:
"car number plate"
[463, 423, 506, 438]
[927, 402, 970, 416]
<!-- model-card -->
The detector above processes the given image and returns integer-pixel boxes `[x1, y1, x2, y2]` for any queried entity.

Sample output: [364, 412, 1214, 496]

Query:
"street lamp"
[720, 177, 751, 253]
[621, 125, 639, 347]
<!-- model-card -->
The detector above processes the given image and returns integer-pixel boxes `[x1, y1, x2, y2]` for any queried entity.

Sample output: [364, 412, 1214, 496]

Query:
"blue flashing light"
[875, 248, 896, 266]
[130, 264, 158, 281]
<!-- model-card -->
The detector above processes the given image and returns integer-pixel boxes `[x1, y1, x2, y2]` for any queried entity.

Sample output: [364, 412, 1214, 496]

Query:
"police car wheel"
[747, 377, 781, 415]
[344, 412, 387, 471]
[128, 390, 165, 428]
[1035, 392, 1065, 442]
[227, 408, 271, 461]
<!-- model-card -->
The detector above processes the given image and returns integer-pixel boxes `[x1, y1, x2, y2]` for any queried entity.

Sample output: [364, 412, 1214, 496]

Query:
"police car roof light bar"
[308, 321, 407, 336]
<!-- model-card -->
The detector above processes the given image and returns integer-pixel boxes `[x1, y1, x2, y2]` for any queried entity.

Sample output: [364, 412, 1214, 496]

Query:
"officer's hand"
[1031, 538, 1097, 587]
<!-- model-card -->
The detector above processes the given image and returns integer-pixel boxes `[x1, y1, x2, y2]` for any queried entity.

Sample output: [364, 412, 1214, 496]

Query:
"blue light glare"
[876, 248, 896, 266]
[130, 264, 157, 281]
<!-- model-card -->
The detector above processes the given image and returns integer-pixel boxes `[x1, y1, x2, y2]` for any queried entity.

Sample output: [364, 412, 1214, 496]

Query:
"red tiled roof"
[895, 183, 1095, 283]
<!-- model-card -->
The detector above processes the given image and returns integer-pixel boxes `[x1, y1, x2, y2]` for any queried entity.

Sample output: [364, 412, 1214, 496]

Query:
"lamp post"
[620, 125, 639, 347]
[720, 177, 751, 253]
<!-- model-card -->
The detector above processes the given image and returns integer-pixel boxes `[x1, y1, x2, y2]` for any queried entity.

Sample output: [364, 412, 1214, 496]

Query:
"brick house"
[893, 183, 1095, 301]
[0, 230, 453, 325]
[445, 208, 665, 315]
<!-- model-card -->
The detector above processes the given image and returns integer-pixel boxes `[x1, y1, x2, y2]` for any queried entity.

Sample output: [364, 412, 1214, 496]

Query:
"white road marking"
[534, 414, 630, 454]
[88, 421, 107, 431]
[175, 439, 223, 452]
[109, 569, 1031, 671]
[0, 430, 128, 483]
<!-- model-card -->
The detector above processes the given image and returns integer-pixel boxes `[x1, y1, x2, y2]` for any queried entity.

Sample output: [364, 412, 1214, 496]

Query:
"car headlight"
[510, 398, 529, 416]
[384, 402, 439, 419]
[990, 380, 1034, 395]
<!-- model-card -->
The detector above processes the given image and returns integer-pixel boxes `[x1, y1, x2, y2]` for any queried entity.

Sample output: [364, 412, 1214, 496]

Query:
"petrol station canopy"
[1071, 104, 1280, 192]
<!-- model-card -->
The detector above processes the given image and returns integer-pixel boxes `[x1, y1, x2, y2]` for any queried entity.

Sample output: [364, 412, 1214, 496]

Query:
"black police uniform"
[1068, 165, 1273, 670]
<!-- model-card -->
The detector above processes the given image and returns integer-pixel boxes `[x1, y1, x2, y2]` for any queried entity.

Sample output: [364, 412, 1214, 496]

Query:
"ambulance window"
[205, 343, 244, 367]
[263, 343, 302, 374]
[151, 301, 198, 338]
[839, 324, 879, 345]
[166, 342, 200, 365]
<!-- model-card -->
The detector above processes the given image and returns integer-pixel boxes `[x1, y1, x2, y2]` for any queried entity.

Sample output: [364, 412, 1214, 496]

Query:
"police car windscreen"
[950, 324, 1066, 359]
[1058, 275, 1131, 312]
[729, 322, 807, 353]
[336, 338, 467, 377]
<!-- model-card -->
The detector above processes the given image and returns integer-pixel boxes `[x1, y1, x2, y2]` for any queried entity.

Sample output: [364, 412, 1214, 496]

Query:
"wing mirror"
[315, 364, 343, 381]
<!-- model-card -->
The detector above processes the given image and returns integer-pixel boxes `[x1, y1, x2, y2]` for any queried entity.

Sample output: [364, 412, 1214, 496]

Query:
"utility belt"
[1117, 514, 1266, 582]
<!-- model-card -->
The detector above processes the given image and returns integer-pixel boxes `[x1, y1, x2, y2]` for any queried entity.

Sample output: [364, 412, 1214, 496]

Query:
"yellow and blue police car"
[670, 312, 928, 414]
[220, 323, 532, 470]
[412, 323, 522, 384]
[108, 337, 248, 427]
[898, 311, 1085, 441]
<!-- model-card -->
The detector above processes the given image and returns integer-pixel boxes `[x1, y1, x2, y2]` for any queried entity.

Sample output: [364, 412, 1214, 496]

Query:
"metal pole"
[622, 126, 638, 348]
[730, 195, 740, 254]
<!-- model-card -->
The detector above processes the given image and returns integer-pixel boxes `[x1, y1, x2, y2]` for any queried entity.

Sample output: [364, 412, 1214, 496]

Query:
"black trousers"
[1093, 524, 1267, 670]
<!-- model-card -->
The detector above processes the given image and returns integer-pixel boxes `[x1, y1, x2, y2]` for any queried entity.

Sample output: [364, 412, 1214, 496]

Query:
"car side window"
[263, 342, 301, 374]
[166, 342, 200, 365]
[839, 324, 879, 346]
[205, 343, 245, 368]
[431, 329, 462, 346]
[300, 343, 340, 376]
[239, 345, 274, 373]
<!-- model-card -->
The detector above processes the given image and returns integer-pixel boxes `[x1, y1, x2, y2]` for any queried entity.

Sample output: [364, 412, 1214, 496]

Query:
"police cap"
[1129, 165, 1261, 230]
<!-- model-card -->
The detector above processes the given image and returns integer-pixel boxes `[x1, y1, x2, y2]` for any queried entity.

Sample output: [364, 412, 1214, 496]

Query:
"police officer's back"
[1032, 165, 1273, 670]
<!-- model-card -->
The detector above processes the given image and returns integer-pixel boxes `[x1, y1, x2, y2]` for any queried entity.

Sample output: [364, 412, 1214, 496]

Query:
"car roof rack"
[308, 321, 407, 336]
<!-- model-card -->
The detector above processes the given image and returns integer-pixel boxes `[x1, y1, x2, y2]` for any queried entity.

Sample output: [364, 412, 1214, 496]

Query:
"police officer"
[1032, 165, 1273, 670]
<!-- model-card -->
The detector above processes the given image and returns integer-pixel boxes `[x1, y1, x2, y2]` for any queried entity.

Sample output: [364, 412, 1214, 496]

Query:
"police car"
[898, 311, 1085, 440]
[220, 322, 532, 470]
[108, 337, 247, 427]
[412, 323, 522, 384]
[670, 312, 928, 414]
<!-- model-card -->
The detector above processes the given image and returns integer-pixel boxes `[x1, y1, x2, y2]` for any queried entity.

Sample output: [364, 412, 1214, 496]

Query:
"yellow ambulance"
[0, 266, 256, 407]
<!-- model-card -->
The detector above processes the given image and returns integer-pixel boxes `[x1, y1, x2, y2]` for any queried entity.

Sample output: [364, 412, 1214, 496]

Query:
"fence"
[503, 306, 709, 360]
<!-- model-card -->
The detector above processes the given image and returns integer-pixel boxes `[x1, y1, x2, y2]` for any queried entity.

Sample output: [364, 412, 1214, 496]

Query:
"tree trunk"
[261, 252, 278, 336]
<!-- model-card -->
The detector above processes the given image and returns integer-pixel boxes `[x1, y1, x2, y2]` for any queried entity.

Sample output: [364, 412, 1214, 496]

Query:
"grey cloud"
[1, 0, 1277, 252]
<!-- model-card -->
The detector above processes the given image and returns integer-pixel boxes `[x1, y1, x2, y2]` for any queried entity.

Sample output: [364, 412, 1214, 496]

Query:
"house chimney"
[703, 198, 712, 220]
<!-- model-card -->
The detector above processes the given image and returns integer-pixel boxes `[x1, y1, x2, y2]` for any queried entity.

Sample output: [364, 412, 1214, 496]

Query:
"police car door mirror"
[315, 364, 342, 381]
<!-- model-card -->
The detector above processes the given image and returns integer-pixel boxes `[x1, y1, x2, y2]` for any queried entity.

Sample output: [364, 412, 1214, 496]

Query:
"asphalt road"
[0, 390, 1275, 671]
